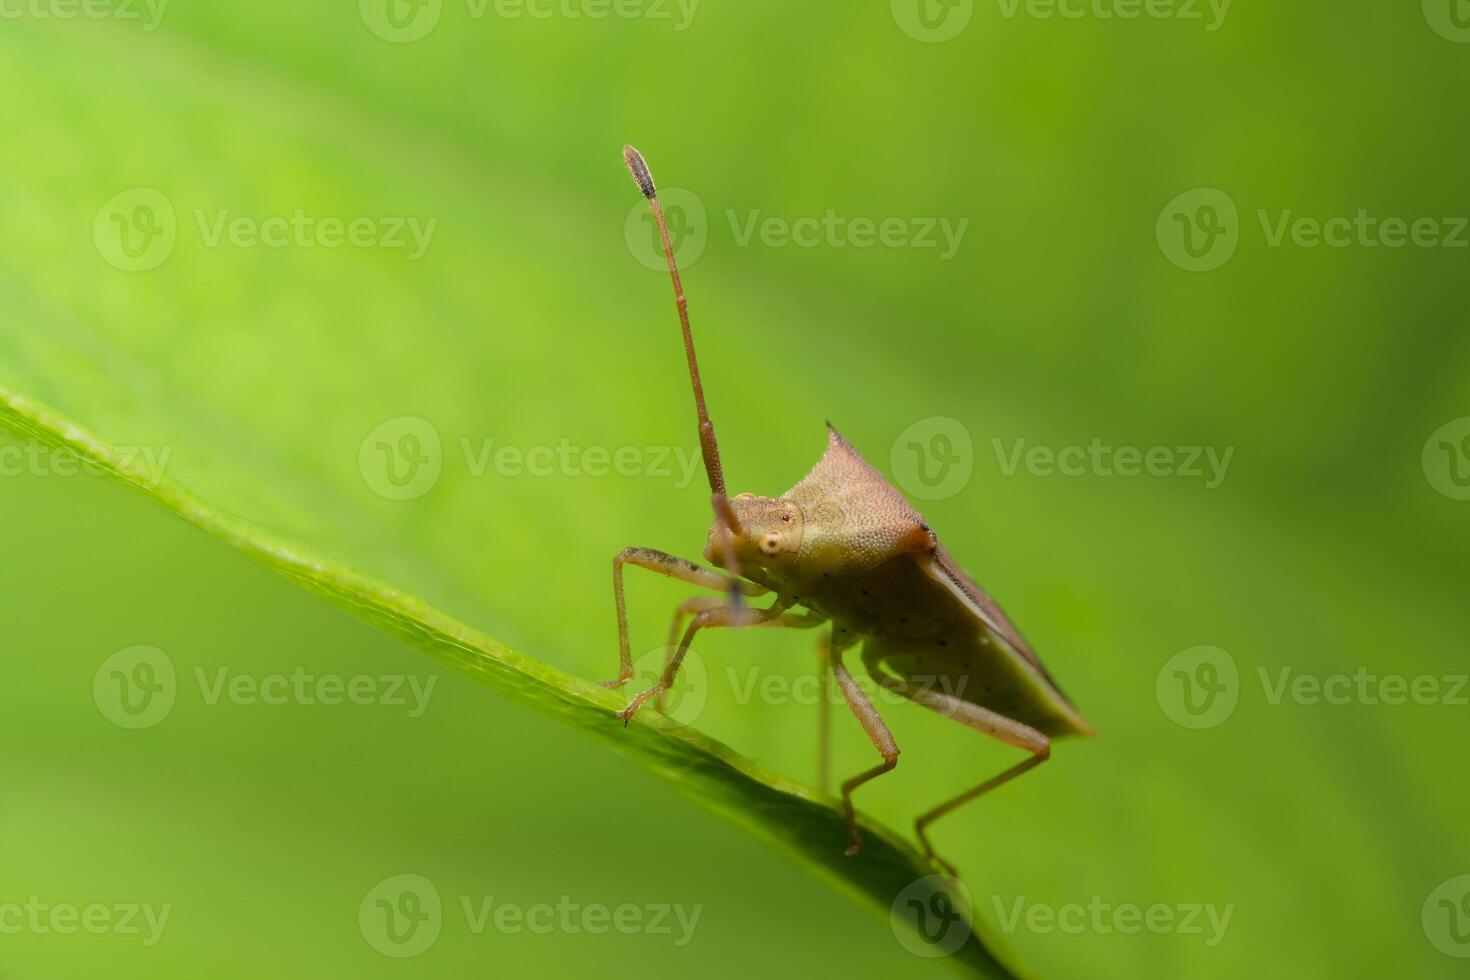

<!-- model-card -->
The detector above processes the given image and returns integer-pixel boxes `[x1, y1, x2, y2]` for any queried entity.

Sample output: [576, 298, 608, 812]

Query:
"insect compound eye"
[758, 531, 784, 556]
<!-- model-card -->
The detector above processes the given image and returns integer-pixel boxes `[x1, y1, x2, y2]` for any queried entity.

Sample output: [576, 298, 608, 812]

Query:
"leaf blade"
[0, 382, 1023, 979]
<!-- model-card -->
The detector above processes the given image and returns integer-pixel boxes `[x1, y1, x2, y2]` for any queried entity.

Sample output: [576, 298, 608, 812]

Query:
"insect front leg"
[617, 603, 823, 726]
[602, 547, 768, 689]
[656, 596, 726, 712]
[831, 631, 900, 858]
[870, 662, 1050, 878]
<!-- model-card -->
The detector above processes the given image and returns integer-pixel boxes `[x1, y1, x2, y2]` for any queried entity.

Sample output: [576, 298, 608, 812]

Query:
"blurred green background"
[1, 2, 1467, 977]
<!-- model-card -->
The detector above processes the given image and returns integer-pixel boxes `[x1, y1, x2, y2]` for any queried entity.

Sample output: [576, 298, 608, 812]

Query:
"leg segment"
[816, 634, 832, 794]
[617, 602, 821, 726]
[657, 596, 725, 711]
[871, 661, 1050, 877]
[831, 636, 900, 857]
[602, 547, 767, 689]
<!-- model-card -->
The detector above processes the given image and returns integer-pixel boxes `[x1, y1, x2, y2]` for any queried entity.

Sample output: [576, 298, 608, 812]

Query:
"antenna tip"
[623, 145, 657, 199]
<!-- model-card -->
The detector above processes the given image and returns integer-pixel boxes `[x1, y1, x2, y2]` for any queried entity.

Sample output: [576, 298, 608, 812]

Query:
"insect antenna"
[622, 144, 747, 616]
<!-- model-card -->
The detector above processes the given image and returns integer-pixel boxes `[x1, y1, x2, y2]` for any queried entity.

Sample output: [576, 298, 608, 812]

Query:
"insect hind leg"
[832, 631, 900, 857]
[866, 653, 1049, 878]
[816, 633, 833, 793]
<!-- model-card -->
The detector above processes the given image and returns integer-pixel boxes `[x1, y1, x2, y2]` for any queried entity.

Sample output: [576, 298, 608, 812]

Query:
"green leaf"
[0, 384, 1022, 979]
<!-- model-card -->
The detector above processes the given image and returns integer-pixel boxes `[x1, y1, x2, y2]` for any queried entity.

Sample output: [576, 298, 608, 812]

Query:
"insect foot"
[842, 753, 901, 858]
[617, 686, 664, 726]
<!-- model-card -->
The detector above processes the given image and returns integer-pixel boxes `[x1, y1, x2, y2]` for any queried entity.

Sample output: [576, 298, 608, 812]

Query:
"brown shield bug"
[603, 146, 1095, 876]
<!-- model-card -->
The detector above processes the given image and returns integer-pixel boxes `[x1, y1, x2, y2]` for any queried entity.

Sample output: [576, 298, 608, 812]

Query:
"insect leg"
[602, 547, 769, 689]
[872, 663, 1050, 877]
[816, 632, 832, 794]
[656, 596, 726, 711]
[617, 603, 823, 725]
[832, 636, 900, 857]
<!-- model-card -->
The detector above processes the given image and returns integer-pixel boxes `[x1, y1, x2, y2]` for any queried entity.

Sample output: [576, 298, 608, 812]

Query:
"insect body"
[604, 146, 1094, 876]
